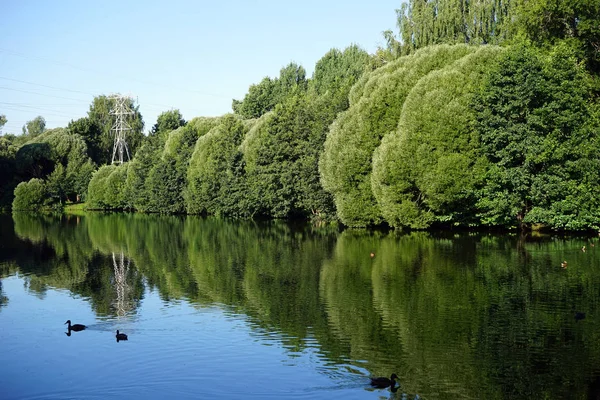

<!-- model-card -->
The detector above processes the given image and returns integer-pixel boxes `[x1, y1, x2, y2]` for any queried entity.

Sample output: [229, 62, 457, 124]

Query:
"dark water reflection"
[1, 213, 600, 399]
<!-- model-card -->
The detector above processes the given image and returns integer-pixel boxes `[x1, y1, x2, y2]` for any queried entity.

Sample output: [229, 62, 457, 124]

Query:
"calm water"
[1, 213, 600, 399]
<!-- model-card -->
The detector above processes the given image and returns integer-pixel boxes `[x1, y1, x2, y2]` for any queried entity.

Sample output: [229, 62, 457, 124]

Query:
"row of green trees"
[86, 45, 372, 220]
[7, 0, 600, 230]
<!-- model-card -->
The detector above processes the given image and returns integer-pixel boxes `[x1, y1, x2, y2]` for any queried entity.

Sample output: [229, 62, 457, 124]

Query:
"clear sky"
[1, 0, 401, 134]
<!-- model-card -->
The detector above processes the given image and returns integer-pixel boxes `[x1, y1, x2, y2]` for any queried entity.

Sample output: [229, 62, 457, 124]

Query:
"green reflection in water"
[5, 212, 600, 399]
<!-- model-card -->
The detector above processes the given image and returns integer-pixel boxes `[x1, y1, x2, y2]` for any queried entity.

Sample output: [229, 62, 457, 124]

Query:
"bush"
[12, 178, 48, 210]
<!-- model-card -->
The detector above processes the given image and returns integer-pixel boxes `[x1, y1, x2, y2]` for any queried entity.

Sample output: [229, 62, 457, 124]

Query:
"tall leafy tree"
[150, 109, 186, 137]
[320, 45, 474, 227]
[186, 114, 249, 216]
[0, 136, 18, 207]
[232, 62, 308, 119]
[371, 46, 503, 229]
[232, 77, 279, 119]
[22, 116, 46, 138]
[0, 115, 6, 134]
[513, 0, 600, 74]
[67, 117, 103, 165]
[386, 0, 514, 56]
[311, 45, 371, 113]
[474, 44, 600, 229]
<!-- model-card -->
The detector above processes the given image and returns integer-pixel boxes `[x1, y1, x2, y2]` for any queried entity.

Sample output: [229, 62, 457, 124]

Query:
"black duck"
[370, 373, 398, 388]
[116, 330, 128, 342]
[65, 320, 86, 331]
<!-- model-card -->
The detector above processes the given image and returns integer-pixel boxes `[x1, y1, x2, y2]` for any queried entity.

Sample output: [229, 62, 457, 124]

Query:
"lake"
[1, 213, 599, 399]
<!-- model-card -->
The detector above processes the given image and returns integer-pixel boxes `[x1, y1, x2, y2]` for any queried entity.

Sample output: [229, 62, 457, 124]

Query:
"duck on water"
[116, 330, 128, 342]
[65, 320, 86, 331]
[370, 373, 399, 389]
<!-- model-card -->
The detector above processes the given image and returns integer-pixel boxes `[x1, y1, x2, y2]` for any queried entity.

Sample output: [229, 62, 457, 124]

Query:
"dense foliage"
[4, 1, 600, 231]
[372, 46, 504, 228]
[11, 128, 95, 210]
[320, 44, 475, 227]
[474, 44, 600, 229]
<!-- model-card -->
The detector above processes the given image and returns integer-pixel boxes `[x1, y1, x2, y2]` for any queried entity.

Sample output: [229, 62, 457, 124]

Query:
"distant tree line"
[3, 0, 600, 231]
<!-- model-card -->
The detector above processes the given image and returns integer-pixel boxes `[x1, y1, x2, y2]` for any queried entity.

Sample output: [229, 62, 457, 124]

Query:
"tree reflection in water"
[4, 212, 600, 399]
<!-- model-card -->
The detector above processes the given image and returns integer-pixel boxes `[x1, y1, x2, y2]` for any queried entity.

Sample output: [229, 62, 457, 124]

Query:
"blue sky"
[1, 0, 401, 134]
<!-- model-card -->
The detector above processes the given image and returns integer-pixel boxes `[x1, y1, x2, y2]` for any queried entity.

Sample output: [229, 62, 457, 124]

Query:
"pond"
[1, 213, 599, 399]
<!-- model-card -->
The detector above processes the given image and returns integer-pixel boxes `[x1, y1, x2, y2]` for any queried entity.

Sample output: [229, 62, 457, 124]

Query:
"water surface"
[1, 213, 599, 399]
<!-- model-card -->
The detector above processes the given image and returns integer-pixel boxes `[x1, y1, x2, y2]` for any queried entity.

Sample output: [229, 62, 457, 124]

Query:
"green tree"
[22, 116, 46, 138]
[12, 178, 48, 210]
[150, 109, 186, 137]
[232, 77, 279, 119]
[320, 44, 474, 227]
[389, 0, 515, 56]
[0, 115, 6, 134]
[371, 46, 504, 229]
[67, 117, 103, 165]
[46, 163, 66, 205]
[311, 45, 371, 113]
[0, 137, 18, 207]
[242, 92, 336, 219]
[474, 44, 600, 229]
[15, 142, 54, 180]
[514, 0, 600, 74]
[232, 62, 308, 119]
[186, 114, 249, 216]
[87, 165, 117, 209]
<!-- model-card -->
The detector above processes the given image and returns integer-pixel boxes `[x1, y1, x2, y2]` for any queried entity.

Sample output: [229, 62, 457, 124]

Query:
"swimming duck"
[116, 330, 128, 341]
[65, 320, 86, 331]
[370, 373, 398, 388]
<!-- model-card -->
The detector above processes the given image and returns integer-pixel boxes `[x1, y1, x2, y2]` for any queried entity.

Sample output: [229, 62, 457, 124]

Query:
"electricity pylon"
[110, 94, 134, 164]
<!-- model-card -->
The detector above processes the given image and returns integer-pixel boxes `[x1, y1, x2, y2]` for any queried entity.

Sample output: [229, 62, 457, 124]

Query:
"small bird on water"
[370, 373, 399, 388]
[65, 320, 86, 331]
[116, 330, 128, 342]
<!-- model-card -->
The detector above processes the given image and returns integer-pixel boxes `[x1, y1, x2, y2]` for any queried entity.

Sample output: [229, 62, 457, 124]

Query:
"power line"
[0, 47, 232, 99]
[1, 105, 75, 118]
[0, 86, 90, 102]
[0, 76, 97, 96]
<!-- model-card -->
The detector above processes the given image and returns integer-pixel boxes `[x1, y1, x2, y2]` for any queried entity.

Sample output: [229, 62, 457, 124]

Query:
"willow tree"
[87, 164, 117, 210]
[371, 46, 504, 229]
[320, 44, 474, 227]
[186, 114, 248, 216]
[387, 0, 515, 56]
